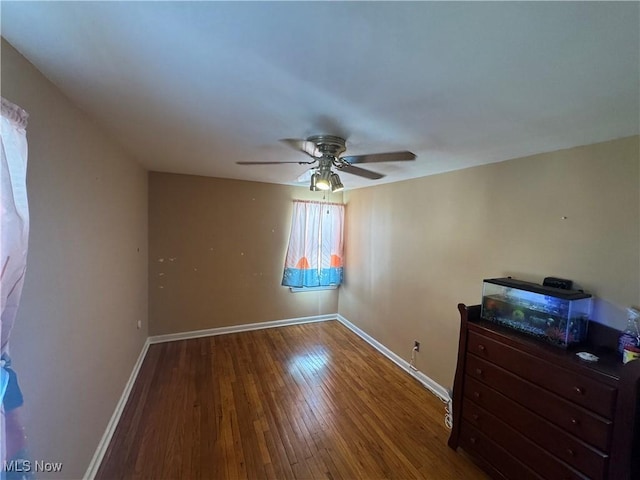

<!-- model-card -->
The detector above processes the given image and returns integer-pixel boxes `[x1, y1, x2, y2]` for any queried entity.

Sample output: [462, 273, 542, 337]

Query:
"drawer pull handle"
[567, 448, 575, 457]
[475, 368, 483, 375]
[470, 437, 477, 444]
[478, 344, 486, 352]
[573, 386, 584, 395]
[473, 391, 481, 399]
[570, 418, 580, 426]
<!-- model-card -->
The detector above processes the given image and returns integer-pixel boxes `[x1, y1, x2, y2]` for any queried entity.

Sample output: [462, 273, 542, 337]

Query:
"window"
[282, 200, 344, 288]
[1, 96, 30, 472]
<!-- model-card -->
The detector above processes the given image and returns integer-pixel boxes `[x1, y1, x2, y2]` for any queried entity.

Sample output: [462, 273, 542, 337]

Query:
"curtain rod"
[293, 199, 344, 207]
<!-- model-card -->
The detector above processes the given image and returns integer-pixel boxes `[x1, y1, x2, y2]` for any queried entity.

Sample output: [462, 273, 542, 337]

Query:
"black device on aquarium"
[542, 276, 574, 290]
[481, 277, 591, 348]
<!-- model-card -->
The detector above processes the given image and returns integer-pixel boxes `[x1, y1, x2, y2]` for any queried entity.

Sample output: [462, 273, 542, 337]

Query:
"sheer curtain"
[1, 97, 30, 468]
[282, 200, 344, 288]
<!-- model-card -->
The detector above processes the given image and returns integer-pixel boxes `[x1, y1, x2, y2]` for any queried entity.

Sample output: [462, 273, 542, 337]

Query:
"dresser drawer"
[463, 400, 588, 480]
[463, 376, 608, 479]
[466, 354, 613, 451]
[467, 330, 617, 418]
[460, 421, 544, 480]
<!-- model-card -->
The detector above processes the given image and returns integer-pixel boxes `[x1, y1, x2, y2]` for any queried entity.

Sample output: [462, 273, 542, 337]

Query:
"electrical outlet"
[414, 340, 420, 352]
[137, 319, 142, 329]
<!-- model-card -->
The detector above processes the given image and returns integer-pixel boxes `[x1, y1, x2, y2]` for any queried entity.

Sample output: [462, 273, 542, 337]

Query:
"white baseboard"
[336, 314, 451, 403]
[148, 313, 337, 344]
[84, 337, 150, 480]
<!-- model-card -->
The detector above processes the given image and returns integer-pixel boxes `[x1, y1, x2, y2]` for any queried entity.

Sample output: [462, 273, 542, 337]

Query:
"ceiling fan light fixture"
[330, 173, 343, 192]
[309, 172, 320, 191]
[315, 169, 332, 190]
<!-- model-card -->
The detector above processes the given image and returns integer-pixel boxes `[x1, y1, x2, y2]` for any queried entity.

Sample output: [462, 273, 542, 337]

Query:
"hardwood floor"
[96, 320, 487, 479]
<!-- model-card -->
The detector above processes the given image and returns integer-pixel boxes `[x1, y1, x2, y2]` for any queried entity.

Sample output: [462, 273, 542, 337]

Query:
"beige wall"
[149, 172, 340, 335]
[1, 40, 148, 478]
[339, 136, 639, 388]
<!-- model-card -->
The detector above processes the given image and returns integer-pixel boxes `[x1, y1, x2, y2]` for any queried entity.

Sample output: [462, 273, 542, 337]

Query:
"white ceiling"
[2, 1, 638, 189]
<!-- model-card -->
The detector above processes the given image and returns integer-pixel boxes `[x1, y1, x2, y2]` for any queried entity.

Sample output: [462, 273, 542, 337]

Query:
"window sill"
[289, 285, 339, 293]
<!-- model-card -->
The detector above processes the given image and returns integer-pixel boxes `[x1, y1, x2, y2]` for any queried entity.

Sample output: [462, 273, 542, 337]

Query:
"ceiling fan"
[237, 135, 416, 192]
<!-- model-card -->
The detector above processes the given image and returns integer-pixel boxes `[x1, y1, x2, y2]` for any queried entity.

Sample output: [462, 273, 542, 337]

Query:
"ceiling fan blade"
[295, 168, 315, 183]
[236, 160, 316, 165]
[341, 151, 416, 164]
[280, 138, 320, 158]
[337, 164, 385, 180]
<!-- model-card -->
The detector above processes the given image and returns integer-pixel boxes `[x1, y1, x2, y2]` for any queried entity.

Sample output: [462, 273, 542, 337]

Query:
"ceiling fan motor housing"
[307, 135, 347, 158]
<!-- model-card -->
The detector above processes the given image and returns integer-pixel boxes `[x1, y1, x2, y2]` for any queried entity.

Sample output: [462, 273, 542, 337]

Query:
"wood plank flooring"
[96, 320, 487, 479]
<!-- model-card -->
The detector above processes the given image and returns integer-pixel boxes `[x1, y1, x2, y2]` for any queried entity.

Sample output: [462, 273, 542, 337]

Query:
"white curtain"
[0, 97, 29, 468]
[282, 200, 344, 287]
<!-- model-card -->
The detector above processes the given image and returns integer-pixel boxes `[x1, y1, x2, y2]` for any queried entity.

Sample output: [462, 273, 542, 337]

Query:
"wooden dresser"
[448, 304, 640, 480]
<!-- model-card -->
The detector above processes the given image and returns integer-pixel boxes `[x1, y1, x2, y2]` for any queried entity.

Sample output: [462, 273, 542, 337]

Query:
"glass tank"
[481, 278, 591, 348]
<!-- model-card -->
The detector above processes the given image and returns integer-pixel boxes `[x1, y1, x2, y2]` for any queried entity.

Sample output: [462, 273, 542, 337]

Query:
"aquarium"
[481, 277, 591, 348]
